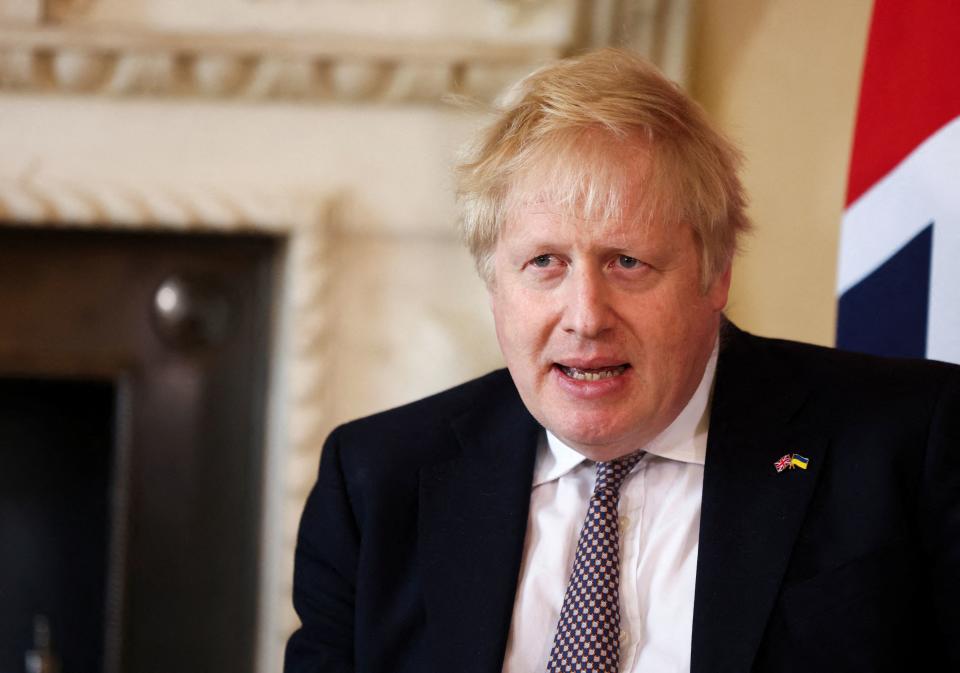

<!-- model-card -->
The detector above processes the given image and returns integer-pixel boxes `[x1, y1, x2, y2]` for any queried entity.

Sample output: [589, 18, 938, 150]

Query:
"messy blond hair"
[456, 48, 750, 291]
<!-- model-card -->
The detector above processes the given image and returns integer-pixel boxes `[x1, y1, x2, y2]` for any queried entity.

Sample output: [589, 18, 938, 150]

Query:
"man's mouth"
[556, 364, 630, 381]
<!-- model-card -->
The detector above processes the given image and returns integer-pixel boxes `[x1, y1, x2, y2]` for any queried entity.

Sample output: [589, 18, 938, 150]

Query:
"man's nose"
[561, 266, 614, 339]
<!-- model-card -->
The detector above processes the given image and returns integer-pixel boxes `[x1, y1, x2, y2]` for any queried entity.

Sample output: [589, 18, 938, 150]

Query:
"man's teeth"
[559, 365, 628, 381]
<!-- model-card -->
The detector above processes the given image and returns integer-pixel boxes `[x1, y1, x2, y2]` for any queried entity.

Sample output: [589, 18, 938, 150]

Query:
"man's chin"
[548, 424, 644, 462]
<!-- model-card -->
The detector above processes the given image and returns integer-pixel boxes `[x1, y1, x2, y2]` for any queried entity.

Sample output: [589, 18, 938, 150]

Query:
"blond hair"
[456, 48, 750, 291]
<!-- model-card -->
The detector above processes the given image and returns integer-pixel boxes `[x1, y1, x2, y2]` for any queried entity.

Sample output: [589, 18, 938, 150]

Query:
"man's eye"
[617, 255, 642, 269]
[531, 254, 554, 268]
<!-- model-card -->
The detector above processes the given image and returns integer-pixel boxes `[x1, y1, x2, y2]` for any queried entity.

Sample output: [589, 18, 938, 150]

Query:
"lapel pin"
[774, 453, 810, 473]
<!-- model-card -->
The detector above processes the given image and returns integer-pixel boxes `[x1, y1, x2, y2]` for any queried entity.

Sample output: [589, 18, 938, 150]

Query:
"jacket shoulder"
[714, 323, 960, 439]
[726, 324, 960, 392]
[327, 368, 520, 470]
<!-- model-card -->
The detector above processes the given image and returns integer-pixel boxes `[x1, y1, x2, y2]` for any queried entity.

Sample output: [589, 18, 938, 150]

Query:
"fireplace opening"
[0, 226, 278, 673]
[0, 378, 116, 673]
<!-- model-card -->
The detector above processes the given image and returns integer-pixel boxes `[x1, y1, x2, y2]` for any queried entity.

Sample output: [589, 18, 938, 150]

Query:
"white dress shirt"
[501, 345, 717, 673]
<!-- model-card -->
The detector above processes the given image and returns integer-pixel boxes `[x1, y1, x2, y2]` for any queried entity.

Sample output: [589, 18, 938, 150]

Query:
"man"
[285, 49, 960, 672]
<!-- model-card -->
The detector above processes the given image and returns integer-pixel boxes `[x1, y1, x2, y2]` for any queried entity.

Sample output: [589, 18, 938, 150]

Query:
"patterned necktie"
[545, 451, 644, 673]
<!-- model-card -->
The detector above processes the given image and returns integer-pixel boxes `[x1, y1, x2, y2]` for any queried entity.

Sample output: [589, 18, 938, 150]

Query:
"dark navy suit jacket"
[284, 324, 960, 672]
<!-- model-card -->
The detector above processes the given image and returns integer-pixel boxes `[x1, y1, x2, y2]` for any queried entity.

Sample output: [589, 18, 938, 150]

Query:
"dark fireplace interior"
[1, 379, 115, 673]
[0, 226, 278, 673]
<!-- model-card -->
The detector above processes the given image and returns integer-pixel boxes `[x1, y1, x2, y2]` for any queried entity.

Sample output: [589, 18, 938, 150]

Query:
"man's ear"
[708, 263, 732, 311]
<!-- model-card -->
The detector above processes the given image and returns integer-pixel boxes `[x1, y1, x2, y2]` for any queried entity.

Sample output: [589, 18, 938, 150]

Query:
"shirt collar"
[532, 339, 718, 487]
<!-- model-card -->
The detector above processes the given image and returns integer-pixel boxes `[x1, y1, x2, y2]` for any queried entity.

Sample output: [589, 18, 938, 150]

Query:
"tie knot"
[594, 451, 643, 496]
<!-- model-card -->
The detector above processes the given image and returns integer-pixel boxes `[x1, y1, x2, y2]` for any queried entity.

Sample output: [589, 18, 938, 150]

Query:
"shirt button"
[619, 516, 631, 531]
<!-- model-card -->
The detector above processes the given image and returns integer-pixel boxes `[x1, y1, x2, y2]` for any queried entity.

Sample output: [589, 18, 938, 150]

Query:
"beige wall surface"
[690, 0, 873, 346]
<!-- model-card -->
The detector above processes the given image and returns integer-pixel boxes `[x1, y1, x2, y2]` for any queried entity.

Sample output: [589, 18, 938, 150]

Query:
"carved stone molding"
[0, 174, 334, 673]
[0, 25, 560, 103]
[578, 0, 693, 85]
[0, 0, 43, 22]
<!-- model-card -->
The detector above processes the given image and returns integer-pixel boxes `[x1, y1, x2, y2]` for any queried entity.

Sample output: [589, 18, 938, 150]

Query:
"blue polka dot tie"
[545, 452, 644, 673]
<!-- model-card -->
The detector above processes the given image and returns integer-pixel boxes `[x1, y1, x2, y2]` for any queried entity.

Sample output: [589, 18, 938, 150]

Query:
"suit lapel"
[692, 325, 827, 673]
[417, 328, 825, 672]
[419, 378, 540, 673]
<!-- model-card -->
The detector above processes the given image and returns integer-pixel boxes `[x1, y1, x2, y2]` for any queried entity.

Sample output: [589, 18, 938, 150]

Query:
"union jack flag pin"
[774, 454, 792, 472]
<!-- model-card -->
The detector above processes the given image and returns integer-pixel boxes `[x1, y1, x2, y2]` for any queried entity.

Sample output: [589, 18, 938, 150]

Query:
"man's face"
[488, 179, 730, 462]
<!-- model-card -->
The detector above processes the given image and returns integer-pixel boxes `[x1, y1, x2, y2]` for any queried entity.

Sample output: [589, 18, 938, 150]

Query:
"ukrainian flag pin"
[790, 454, 810, 470]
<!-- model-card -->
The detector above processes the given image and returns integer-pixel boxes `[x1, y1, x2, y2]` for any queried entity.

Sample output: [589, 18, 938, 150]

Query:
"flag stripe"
[846, 0, 960, 206]
[837, 118, 960, 295]
[838, 224, 931, 358]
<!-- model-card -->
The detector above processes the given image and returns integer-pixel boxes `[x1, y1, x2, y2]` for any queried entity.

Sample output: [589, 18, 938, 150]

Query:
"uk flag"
[836, 0, 960, 364]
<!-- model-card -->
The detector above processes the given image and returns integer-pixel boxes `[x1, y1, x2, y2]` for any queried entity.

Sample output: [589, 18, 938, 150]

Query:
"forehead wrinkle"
[572, 215, 650, 250]
[507, 177, 659, 232]
[504, 204, 661, 263]
[507, 166, 663, 232]
[506, 130, 650, 209]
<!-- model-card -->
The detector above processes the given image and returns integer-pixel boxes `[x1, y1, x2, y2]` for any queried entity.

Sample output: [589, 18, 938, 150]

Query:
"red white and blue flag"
[836, 0, 960, 363]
